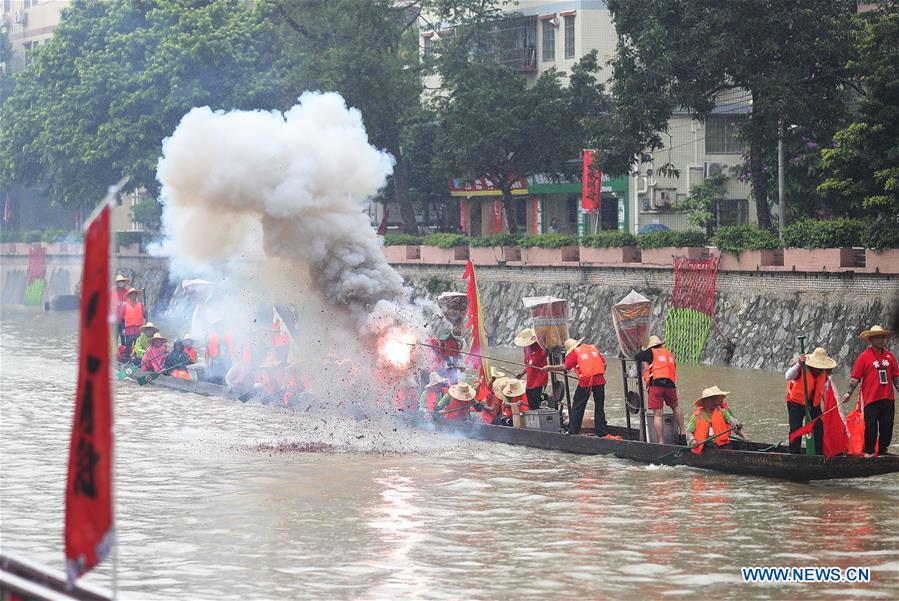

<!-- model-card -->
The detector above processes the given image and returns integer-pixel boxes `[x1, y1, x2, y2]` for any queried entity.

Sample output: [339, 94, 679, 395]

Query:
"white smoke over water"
[154, 91, 431, 424]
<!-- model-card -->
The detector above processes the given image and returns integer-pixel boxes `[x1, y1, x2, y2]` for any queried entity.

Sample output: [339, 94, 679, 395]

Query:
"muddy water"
[1, 307, 897, 600]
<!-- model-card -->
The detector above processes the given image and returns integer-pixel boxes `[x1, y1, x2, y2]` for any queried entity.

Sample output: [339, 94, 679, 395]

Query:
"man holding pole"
[634, 335, 685, 443]
[513, 328, 548, 410]
[843, 325, 898, 457]
[544, 337, 607, 436]
[784, 347, 835, 455]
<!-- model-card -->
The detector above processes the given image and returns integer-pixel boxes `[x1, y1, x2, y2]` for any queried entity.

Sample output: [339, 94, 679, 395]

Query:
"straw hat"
[149, 332, 168, 344]
[115, 274, 129, 283]
[642, 335, 664, 351]
[492, 376, 513, 396]
[502, 379, 526, 398]
[140, 321, 158, 332]
[805, 347, 836, 370]
[425, 372, 448, 388]
[693, 385, 729, 407]
[513, 328, 539, 347]
[448, 382, 476, 402]
[860, 325, 895, 341]
[563, 337, 584, 355]
[126, 287, 141, 296]
[490, 366, 506, 380]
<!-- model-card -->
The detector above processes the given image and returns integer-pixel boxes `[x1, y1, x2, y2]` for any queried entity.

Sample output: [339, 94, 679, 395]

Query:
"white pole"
[777, 120, 785, 240]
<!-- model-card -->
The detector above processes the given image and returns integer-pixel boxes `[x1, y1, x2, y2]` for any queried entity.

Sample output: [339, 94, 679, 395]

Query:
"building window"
[564, 15, 575, 59]
[705, 115, 745, 154]
[542, 19, 555, 62]
[715, 199, 749, 226]
[423, 35, 434, 56]
[24, 41, 38, 67]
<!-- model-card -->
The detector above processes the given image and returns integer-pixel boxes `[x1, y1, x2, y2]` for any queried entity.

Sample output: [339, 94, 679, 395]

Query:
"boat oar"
[798, 335, 816, 456]
[654, 426, 738, 465]
[401, 340, 580, 382]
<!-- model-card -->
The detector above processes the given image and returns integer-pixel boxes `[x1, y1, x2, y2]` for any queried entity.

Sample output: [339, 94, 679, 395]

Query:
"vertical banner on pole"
[493, 198, 503, 234]
[532, 197, 542, 234]
[582, 149, 602, 212]
[65, 204, 114, 585]
[459, 198, 468, 234]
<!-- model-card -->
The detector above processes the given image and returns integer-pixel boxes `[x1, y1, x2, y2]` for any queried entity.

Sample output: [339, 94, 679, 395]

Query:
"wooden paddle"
[655, 425, 738, 465]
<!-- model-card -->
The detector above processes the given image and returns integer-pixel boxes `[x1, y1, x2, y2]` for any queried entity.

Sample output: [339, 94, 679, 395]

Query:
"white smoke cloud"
[155, 91, 429, 418]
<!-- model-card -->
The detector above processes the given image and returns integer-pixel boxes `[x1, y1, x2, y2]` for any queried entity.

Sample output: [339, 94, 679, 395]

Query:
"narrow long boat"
[127, 368, 899, 482]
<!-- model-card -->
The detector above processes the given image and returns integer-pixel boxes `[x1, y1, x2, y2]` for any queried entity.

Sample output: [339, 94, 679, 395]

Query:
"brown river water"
[1, 306, 897, 600]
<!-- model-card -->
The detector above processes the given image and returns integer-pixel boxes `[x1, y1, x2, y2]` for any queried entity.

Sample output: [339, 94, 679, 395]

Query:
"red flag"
[581, 149, 601, 212]
[821, 379, 849, 459]
[788, 418, 815, 444]
[65, 204, 114, 584]
[463, 260, 490, 385]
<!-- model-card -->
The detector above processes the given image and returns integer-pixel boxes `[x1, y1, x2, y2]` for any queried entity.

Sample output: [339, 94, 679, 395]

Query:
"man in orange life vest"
[513, 327, 548, 410]
[544, 337, 608, 436]
[686, 386, 744, 452]
[113, 274, 129, 343]
[843, 325, 899, 457]
[118, 288, 145, 360]
[784, 347, 836, 455]
[634, 335, 685, 444]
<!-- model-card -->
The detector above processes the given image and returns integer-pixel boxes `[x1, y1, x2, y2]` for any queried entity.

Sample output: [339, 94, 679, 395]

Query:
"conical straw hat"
[860, 325, 895, 341]
[514, 328, 538, 347]
[448, 382, 476, 402]
[805, 347, 836, 370]
[693, 385, 729, 407]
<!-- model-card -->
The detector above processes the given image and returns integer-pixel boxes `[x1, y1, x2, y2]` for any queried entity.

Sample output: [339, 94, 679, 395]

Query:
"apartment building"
[1, 0, 66, 74]
[422, 1, 755, 236]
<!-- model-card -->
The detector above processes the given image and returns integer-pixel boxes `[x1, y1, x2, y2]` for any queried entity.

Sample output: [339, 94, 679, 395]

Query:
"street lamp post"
[778, 121, 785, 240]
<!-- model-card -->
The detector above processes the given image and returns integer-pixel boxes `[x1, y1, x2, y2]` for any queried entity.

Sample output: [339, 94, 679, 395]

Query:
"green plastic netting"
[663, 256, 720, 363]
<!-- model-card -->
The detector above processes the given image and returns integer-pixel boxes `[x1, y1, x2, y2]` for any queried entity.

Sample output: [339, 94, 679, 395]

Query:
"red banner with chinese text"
[65, 204, 114, 584]
[582, 149, 601, 212]
[493, 199, 503, 234]
[460, 199, 468, 234]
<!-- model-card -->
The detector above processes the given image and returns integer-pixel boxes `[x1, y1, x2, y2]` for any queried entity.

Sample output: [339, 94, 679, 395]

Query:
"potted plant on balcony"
[420, 233, 471, 264]
[380, 234, 422, 263]
[469, 233, 521, 265]
[782, 219, 863, 271]
[711, 224, 783, 270]
[519, 233, 579, 266]
[580, 231, 640, 265]
[638, 231, 708, 267]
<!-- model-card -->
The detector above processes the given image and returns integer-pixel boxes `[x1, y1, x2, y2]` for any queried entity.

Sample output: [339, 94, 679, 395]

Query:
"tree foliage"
[677, 173, 729, 237]
[0, 0, 285, 206]
[818, 4, 899, 219]
[0, 29, 14, 107]
[600, 0, 858, 230]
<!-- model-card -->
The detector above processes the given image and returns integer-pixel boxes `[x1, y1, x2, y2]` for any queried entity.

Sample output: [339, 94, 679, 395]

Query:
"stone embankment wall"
[397, 264, 899, 373]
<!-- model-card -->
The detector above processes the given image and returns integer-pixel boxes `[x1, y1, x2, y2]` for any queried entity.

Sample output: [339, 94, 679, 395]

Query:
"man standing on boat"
[513, 328, 548, 410]
[634, 335, 685, 444]
[784, 347, 836, 455]
[843, 325, 898, 457]
[544, 337, 607, 436]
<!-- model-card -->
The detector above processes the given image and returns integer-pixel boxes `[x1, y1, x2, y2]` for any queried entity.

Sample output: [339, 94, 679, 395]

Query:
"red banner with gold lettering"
[65, 204, 114, 584]
[582, 149, 601, 212]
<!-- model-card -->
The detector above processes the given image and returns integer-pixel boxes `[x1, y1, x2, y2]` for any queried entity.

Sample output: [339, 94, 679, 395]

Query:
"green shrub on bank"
[581, 231, 638, 248]
[115, 231, 153, 247]
[637, 230, 707, 249]
[469, 233, 521, 247]
[782, 218, 864, 248]
[862, 220, 899, 251]
[711, 224, 781, 254]
[517, 233, 578, 248]
[424, 233, 471, 248]
[382, 234, 423, 246]
[0, 229, 82, 243]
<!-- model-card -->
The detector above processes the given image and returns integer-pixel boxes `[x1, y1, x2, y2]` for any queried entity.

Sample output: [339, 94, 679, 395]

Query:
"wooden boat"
[128, 368, 899, 482]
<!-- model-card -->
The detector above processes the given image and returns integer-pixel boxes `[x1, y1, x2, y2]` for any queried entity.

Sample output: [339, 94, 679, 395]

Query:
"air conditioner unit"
[652, 189, 675, 209]
[704, 162, 728, 178]
[15, 10, 27, 25]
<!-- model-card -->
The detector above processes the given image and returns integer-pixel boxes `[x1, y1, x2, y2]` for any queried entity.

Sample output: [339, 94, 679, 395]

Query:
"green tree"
[130, 196, 163, 232]
[0, 29, 14, 107]
[0, 0, 286, 206]
[601, 0, 857, 230]
[268, 0, 425, 233]
[427, 2, 608, 234]
[819, 4, 899, 219]
[677, 172, 728, 238]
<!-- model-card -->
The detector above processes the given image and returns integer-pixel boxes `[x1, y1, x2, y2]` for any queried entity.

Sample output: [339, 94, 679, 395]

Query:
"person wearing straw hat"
[119, 288, 145, 361]
[634, 335, 684, 444]
[544, 337, 608, 436]
[113, 274, 130, 343]
[140, 332, 169, 373]
[131, 322, 159, 365]
[419, 372, 449, 418]
[784, 347, 836, 455]
[513, 327, 548, 410]
[843, 325, 898, 457]
[501, 379, 528, 423]
[436, 381, 477, 422]
[686, 386, 745, 453]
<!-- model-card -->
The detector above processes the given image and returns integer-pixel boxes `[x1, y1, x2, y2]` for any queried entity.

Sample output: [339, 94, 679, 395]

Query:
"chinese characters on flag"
[65, 204, 114, 584]
[582, 149, 601, 212]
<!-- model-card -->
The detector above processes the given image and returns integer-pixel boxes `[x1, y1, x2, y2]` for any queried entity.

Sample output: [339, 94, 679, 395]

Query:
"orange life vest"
[185, 347, 198, 363]
[691, 408, 730, 454]
[170, 369, 191, 380]
[123, 301, 145, 328]
[574, 344, 605, 378]
[643, 347, 677, 386]
[786, 369, 827, 407]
